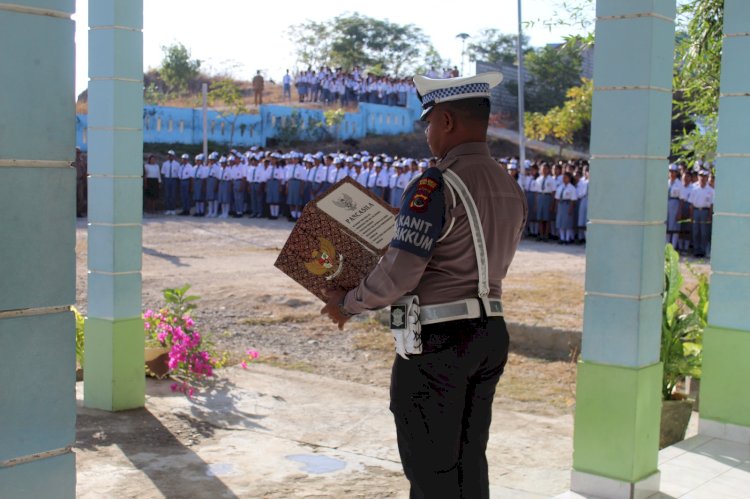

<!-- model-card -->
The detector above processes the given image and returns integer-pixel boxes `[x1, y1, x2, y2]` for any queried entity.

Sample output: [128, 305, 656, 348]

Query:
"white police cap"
[414, 72, 503, 120]
[167, 149, 176, 156]
[181, 153, 190, 160]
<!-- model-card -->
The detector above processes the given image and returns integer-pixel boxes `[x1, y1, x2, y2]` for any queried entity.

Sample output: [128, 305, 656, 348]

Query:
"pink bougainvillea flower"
[240, 361, 248, 369]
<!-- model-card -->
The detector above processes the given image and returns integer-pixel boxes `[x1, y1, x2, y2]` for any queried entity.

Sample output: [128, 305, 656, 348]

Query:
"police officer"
[321, 72, 527, 498]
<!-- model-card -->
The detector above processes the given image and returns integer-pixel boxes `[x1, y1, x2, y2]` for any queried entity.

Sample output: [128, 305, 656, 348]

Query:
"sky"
[72, 0, 591, 97]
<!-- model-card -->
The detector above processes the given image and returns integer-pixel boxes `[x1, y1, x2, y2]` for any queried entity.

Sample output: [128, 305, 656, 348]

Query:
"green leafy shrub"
[661, 244, 709, 400]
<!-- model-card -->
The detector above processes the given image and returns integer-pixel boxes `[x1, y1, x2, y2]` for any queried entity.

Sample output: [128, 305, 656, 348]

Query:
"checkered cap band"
[421, 82, 490, 108]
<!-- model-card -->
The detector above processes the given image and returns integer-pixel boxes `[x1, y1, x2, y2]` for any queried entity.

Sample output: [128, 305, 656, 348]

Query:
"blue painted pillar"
[83, 0, 145, 411]
[0, 1, 76, 496]
[699, 0, 750, 441]
[571, 1, 676, 497]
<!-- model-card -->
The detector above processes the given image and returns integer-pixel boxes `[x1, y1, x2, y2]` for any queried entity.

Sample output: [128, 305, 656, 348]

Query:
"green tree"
[671, 0, 723, 163]
[288, 13, 437, 75]
[539, 0, 724, 163]
[323, 108, 346, 147]
[525, 78, 592, 156]
[466, 29, 530, 66]
[208, 79, 248, 147]
[524, 44, 583, 113]
[160, 42, 201, 95]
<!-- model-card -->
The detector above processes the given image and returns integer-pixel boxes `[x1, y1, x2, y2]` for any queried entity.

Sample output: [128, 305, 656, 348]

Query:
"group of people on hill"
[143, 148, 434, 221]
[283, 66, 422, 108]
[142, 149, 714, 258]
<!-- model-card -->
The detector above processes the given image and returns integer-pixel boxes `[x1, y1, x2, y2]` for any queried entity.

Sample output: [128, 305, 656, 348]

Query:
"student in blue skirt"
[535, 162, 556, 241]
[218, 156, 232, 219]
[667, 164, 682, 249]
[205, 152, 222, 218]
[192, 154, 209, 217]
[554, 172, 578, 244]
[266, 157, 286, 219]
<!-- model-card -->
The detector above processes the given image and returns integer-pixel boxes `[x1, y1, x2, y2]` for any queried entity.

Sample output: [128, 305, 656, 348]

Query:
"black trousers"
[389, 317, 510, 499]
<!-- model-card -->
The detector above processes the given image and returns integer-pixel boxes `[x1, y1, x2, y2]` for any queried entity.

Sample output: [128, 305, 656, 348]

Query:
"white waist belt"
[419, 298, 503, 325]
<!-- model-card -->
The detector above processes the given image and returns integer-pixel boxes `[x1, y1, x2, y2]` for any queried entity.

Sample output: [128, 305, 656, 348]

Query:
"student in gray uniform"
[217, 156, 232, 219]
[251, 155, 267, 218]
[161, 150, 180, 215]
[192, 154, 208, 217]
[535, 162, 555, 241]
[205, 152, 222, 218]
[321, 72, 526, 498]
[667, 164, 682, 249]
[554, 172, 578, 244]
[178, 153, 194, 216]
[690, 170, 714, 258]
[231, 155, 246, 218]
[266, 158, 285, 219]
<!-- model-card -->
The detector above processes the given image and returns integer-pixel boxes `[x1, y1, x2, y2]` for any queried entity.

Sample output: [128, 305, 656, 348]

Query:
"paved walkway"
[75, 364, 573, 498]
[76, 364, 746, 498]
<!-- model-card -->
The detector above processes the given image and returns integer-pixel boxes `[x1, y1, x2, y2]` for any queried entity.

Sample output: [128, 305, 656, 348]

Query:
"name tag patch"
[391, 167, 445, 258]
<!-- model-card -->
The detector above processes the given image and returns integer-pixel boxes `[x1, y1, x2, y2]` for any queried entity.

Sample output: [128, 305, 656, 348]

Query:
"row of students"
[144, 149, 433, 221]
[667, 165, 715, 258]
[500, 156, 716, 257]
[506, 159, 590, 245]
[294, 66, 415, 107]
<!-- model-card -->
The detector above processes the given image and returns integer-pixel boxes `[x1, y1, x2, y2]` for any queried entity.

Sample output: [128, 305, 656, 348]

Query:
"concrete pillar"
[699, 0, 750, 442]
[571, 1, 676, 497]
[0, 2, 77, 496]
[83, 0, 145, 411]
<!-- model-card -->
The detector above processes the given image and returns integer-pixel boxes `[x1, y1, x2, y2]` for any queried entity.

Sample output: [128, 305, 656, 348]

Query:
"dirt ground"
[75, 215, 584, 415]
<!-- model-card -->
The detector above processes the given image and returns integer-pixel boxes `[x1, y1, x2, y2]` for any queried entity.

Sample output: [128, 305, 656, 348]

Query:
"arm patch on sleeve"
[390, 167, 445, 258]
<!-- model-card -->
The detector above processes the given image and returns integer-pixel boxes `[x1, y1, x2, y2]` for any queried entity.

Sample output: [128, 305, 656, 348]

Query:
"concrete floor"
[75, 364, 574, 498]
[75, 364, 746, 498]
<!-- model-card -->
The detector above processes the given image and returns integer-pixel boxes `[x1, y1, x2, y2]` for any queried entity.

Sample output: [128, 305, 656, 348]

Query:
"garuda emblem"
[305, 237, 344, 281]
[332, 193, 357, 211]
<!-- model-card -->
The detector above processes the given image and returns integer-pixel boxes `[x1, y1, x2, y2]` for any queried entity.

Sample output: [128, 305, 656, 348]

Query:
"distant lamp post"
[456, 33, 470, 76]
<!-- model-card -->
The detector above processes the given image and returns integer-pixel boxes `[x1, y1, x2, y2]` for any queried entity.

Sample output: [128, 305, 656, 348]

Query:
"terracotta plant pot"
[660, 399, 694, 449]
[145, 346, 170, 379]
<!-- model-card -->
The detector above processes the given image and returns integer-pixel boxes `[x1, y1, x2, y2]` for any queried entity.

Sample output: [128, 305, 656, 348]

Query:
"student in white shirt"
[576, 166, 590, 244]
[217, 156, 233, 219]
[266, 157, 286, 219]
[690, 170, 714, 258]
[143, 154, 161, 214]
[178, 154, 195, 216]
[205, 153, 223, 218]
[678, 171, 695, 252]
[192, 154, 210, 217]
[554, 172, 579, 244]
[535, 163, 556, 241]
[161, 150, 181, 215]
[667, 164, 683, 248]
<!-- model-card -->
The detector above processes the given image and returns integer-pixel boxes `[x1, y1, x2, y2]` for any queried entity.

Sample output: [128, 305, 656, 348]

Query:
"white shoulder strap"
[442, 170, 490, 298]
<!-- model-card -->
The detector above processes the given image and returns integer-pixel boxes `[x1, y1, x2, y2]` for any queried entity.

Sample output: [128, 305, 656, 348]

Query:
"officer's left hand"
[320, 288, 351, 330]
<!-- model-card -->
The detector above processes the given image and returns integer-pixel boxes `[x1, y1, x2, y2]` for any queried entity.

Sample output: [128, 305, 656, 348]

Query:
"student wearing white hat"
[667, 164, 683, 249]
[178, 153, 195, 216]
[321, 71, 526, 498]
[218, 155, 233, 218]
[192, 154, 209, 217]
[690, 169, 714, 258]
[205, 152, 222, 218]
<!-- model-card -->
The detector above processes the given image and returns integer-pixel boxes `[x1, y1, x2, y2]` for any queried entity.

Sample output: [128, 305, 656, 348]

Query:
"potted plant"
[660, 244, 709, 448]
[144, 284, 229, 397]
